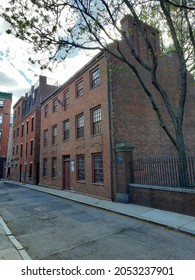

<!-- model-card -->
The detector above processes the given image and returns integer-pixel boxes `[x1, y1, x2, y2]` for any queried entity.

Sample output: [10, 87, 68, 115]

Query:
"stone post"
[115, 142, 134, 203]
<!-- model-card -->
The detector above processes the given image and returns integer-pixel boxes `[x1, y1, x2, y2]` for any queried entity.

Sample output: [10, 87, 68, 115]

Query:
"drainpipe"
[23, 121, 27, 185]
[106, 52, 115, 201]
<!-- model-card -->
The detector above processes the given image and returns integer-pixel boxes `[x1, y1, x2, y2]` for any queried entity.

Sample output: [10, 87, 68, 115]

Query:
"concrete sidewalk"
[1, 179, 195, 260]
[0, 216, 31, 260]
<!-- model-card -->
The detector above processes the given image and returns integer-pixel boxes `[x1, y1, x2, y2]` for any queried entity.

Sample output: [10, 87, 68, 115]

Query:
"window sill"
[92, 182, 104, 186]
[76, 137, 85, 141]
[91, 84, 100, 91]
[76, 181, 85, 184]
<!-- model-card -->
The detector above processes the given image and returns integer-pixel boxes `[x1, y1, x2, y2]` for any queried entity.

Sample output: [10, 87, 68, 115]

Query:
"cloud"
[0, 15, 99, 112]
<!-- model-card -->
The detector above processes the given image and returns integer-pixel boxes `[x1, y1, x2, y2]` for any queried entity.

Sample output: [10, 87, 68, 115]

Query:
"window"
[44, 104, 49, 118]
[76, 80, 83, 98]
[43, 158, 48, 177]
[43, 129, 48, 147]
[52, 125, 57, 145]
[51, 157, 57, 178]
[18, 106, 20, 115]
[26, 121, 29, 135]
[31, 117, 34, 132]
[0, 129, 2, 140]
[77, 155, 85, 181]
[53, 98, 58, 112]
[63, 119, 70, 141]
[20, 144, 23, 157]
[93, 153, 104, 183]
[0, 115, 3, 125]
[26, 142, 28, 156]
[17, 127, 19, 137]
[64, 91, 70, 109]
[29, 163, 32, 178]
[0, 100, 3, 108]
[13, 130, 15, 138]
[16, 145, 18, 155]
[21, 124, 24, 137]
[92, 106, 101, 135]
[91, 68, 100, 88]
[76, 114, 84, 139]
[30, 140, 33, 155]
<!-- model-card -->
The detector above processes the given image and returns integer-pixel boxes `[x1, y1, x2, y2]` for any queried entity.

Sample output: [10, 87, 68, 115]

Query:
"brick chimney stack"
[120, 15, 160, 60]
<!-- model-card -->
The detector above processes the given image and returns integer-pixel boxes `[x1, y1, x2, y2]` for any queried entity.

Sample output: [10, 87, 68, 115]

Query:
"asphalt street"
[0, 181, 195, 260]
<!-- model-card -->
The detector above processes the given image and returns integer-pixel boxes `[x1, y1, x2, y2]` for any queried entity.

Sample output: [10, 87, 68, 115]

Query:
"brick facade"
[0, 92, 12, 178]
[11, 76, 58, 184]
[11, 17, 195, 204]
[40, 54, 113, 199]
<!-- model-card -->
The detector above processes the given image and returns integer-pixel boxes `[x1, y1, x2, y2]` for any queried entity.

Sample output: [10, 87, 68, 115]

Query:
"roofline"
[41, 50, 105, 105]
[13, 96, 25, 109]
[0, 92, 13, 99]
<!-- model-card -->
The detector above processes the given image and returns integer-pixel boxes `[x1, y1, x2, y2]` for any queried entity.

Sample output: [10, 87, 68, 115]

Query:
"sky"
[0, 17, 97, 114]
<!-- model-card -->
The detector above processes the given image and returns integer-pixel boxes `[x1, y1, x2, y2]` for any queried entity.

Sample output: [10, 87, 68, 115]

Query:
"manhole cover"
[39, 214, 56, 220]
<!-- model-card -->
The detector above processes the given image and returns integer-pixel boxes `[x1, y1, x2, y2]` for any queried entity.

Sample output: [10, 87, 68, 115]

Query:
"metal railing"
[129, 157, 195, 188]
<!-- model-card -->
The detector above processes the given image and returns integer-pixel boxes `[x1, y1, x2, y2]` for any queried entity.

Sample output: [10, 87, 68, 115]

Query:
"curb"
[0, 216, 31, 260]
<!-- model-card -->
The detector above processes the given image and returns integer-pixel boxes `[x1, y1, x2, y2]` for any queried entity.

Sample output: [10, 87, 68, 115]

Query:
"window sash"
[30, 140, 33, 155]
[52, 126, 57, 145]
[43, 159, 48, 177]
[63, 120, 70, 140]
[91, 68, 100, 88]
[93, 154, 104, 183]
[53, 98, 58, 112]
[77, 115, 84, 138]
[45, 105, 48, 117]
[76, 81, 83, 97]
[92, 107, 101, 135]
[44, 130, 48, 147]
[64, 92, 70, 108]
[51, 158, 57, 178]
[77, 156, 85, 181]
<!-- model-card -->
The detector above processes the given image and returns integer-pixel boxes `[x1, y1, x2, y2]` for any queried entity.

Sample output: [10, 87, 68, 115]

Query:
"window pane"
[52, 157, 57, 177]
[52, 125, 57, 145]
[92, 107, 101, 135]
[76, 81, 83, 97]
[77, 155, 85, 181]
[64, 91, 70, 109]
[91, 68, 100, 88]
[43, 158, 47, 177]
[63, 120, 69, 140]
[77, 114, 84, 138]
[93, 154, 103, 183]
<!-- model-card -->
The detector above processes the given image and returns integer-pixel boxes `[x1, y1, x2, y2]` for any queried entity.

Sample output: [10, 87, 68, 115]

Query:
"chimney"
[120, 15, 160, 60]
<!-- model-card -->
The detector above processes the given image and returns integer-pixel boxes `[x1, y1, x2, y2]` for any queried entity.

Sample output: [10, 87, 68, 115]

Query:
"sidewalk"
[0, 216, 31, 260]
[1, 179, 195, 259]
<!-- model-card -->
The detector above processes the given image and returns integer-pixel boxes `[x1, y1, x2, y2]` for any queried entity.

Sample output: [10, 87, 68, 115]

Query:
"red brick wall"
[40, 55, 113, 200]
[129, 184, 195, 216]
[0, 97, 12, 157]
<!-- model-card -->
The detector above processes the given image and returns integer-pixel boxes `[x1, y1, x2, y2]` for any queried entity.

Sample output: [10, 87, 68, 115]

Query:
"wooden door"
[63, 157, 70, 190]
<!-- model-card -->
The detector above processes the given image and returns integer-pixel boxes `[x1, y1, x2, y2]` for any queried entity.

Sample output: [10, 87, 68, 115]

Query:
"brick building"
[38, 17, 195, 201]
[11, 76, 58, 184]
[0, 92, 12, 178]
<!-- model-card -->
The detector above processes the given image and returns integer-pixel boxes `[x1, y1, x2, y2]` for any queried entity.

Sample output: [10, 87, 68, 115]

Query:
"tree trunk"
[176, 127, 189, 188]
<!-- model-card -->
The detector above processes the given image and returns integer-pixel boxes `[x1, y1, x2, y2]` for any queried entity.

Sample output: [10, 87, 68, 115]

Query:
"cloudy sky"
[0, 17, 96, 113]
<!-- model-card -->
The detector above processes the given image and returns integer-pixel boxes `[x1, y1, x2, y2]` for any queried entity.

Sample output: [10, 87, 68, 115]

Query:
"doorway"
[63, 156, 70, 190]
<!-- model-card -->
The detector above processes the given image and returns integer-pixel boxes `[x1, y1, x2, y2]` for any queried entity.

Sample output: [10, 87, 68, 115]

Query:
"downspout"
[106, 52, 115, 201]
